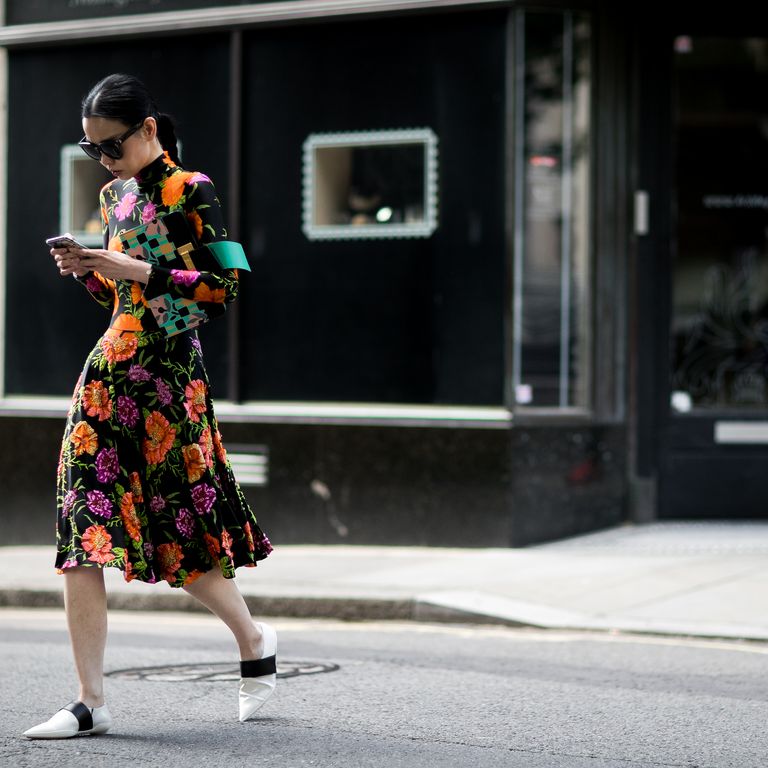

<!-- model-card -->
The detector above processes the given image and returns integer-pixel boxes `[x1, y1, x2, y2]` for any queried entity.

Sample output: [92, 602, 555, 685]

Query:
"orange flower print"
[130, 283, 147, 306]
[123, 560, 138, 582]
[193, 284, 227, 304]
[111, 312, 143, 332]
[81, 524, 115, 564]
[100, 330, 138, 364]
[244, 521, 255, 552]
[143, 411, 176, 465]
[161, 171, 194, 207]
[120, 492, 142, 542]
[156, 542, 184, 583]
[213, 429, 227, 463]
[70, 420, 98, 456]
[182, 443, 207, 483]
[221, 528, 234, 559]
[187, 210, 203, 240]
[204, 532, 221, 560]
[184, 380, 207, 423]
[82, 380, 113, 422]
[199, 427, 214, 469]
[107, 235, 124, 253]
[129, 471, 144, 502]
[183, 570, 204, 586]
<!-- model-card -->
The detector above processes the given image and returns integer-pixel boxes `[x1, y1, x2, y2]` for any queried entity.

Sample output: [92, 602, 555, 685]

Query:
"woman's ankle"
[239, 623, 264, 661]
[78, 692, 105, 708]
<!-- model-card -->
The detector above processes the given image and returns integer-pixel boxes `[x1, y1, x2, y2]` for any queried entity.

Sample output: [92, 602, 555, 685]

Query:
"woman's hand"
[51, 247, 89, 278]
[71, 248, 152, 284]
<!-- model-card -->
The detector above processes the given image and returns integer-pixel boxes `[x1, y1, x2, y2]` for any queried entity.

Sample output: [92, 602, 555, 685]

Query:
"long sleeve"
[74, 184, 117, 310]
[141, 176, 239, 322]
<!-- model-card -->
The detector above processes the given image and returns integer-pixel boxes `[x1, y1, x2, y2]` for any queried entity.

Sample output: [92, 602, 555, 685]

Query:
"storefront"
[0, 1, 765, 547]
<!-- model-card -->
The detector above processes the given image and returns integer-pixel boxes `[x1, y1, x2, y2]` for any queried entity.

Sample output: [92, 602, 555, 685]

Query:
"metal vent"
[226, 444, 268, 487]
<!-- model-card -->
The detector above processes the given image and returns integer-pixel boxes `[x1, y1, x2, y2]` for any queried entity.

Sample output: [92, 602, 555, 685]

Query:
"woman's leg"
[62, 566, 108, 707]
[182, 568, 264, 660]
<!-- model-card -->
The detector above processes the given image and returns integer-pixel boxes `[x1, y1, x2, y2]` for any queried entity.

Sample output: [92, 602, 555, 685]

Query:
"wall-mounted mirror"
[302, 128, 438, 240]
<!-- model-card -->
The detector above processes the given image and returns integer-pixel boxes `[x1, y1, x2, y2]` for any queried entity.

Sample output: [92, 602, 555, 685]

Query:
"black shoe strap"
[63, 701, 93, 732]
[241, 655, 276, 677]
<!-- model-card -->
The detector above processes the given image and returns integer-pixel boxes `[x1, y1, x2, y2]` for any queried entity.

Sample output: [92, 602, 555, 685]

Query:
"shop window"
[511, 10, 593, 410]
[302, 128, 438, 240]
[59, 144, 111, 247]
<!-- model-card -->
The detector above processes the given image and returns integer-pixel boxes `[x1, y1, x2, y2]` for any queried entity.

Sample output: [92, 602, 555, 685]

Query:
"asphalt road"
[1, 609, 766, 768]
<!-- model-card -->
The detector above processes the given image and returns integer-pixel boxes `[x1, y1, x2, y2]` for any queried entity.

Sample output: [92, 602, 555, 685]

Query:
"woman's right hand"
[51, 247, 89, 278]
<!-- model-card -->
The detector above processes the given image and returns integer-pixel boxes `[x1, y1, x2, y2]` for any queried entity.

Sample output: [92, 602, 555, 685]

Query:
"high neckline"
[134, 150, 176, 190]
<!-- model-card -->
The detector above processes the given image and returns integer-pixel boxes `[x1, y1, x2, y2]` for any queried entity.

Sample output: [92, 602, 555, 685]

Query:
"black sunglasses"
[78, 121, 144, 160]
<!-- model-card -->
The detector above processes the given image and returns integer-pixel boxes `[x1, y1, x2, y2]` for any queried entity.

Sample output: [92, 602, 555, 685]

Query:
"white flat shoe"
[23, 701, 112, 739]
[239, 622, 277, 721]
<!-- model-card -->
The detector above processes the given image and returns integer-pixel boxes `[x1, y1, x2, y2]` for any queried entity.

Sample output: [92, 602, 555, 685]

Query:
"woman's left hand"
[72, 248, 152, 284]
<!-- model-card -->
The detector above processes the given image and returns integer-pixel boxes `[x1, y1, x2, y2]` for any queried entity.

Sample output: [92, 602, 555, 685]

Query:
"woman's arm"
[70, 186, 119, 309]
[139, 176, 240, 321]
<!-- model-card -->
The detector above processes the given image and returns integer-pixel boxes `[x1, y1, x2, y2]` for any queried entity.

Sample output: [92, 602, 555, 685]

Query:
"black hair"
[81, 73, 182, 166]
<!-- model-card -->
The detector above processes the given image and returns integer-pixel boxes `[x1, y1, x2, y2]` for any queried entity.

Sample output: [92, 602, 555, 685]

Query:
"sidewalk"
[2, 521, 767, 642]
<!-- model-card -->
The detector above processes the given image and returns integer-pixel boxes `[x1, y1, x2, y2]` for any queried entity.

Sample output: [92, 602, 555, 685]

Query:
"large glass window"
[512, 10, 592, 410]
[670, 37, 768, 413]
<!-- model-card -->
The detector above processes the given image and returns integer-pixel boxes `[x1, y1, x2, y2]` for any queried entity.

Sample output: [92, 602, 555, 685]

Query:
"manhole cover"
[106, 661, 339, 682]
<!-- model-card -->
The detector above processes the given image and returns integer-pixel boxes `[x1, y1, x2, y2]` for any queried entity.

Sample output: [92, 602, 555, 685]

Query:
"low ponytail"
[156, 113, 182, 166]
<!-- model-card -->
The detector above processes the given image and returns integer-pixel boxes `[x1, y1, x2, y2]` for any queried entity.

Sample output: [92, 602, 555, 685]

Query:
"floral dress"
[55, 151, 272, 587]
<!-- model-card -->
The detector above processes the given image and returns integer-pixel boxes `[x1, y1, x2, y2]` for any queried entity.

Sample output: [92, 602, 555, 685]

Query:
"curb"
[2, 589, 767, 643]
[0, 588, 553, 626]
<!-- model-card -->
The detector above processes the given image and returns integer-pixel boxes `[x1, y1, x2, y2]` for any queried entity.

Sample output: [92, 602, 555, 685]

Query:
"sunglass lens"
[99, 142, 122, 160]
[80, 142, 101, 160]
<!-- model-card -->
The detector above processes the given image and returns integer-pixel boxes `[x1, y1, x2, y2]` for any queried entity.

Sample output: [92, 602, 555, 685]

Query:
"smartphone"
[46, 233, 87, 250]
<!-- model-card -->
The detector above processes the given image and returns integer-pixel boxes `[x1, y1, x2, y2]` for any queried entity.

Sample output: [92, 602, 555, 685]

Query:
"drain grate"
[106, 660, 339, 682]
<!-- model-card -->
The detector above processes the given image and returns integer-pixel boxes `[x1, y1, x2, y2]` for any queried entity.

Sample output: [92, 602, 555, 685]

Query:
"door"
[659, 34, 768, 517]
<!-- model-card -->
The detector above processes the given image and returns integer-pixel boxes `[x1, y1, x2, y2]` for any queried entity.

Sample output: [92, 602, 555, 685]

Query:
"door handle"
[635, 190, 649, 235]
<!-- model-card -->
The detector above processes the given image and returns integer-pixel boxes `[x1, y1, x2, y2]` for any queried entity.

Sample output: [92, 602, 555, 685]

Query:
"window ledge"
[0, 397, 512, 429]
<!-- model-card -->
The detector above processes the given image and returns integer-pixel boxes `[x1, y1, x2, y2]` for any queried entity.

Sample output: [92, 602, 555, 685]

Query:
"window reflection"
[513, 11, 592, 409]
[671, 37, 768, 411]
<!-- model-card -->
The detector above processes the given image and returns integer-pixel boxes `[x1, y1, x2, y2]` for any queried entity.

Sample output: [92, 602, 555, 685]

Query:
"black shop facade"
[1, 0, 767, 547]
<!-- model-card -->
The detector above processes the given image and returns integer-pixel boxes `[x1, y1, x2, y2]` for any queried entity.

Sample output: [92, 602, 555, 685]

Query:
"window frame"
[301, 127, 439, 241]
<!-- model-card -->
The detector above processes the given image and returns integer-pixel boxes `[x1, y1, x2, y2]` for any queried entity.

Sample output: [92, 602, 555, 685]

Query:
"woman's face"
[81, 116, 161, 180]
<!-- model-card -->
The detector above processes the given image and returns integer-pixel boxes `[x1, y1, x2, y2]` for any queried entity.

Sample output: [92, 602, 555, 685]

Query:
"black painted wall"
[240, 11, 508, 404]
[4, 36, 232, 398]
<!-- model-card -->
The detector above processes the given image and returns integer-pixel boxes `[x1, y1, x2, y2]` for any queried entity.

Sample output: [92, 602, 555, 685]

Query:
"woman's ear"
[142, 116, 158, 141]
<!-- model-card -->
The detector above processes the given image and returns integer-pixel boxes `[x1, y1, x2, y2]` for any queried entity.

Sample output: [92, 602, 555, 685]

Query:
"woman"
[23, 73, 275, 739]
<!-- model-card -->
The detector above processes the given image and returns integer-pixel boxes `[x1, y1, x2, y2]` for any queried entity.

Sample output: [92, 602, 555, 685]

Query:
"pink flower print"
[191, 483, 216, 515]
[141, 201, 157, 224]
[175, 508, 195, 538]
[171, 270, 200, 286]
[149, 495, 166, 513]
[86, 276, 103, 292]
[114, 192, 138, 221]
[62, 489, 77, 516]
[154, 377, 173, 407]
[95, 447, 119, 485]
[186, 172, 211, 185]
[116, 396, 139, 427]
[86, 489, 113, 519]
[128, 365, 152, 382]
